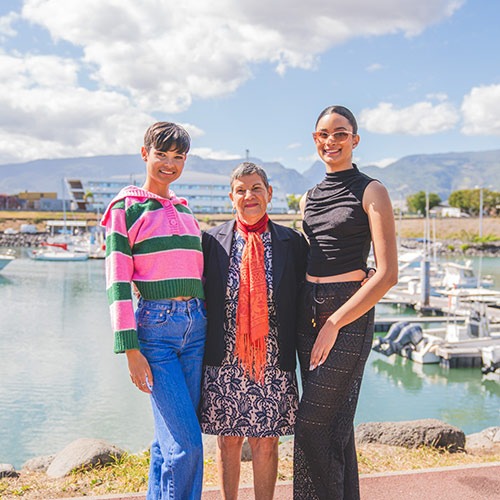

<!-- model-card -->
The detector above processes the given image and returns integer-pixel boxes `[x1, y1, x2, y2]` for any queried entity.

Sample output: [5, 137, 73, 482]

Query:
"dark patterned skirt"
[199, 323, 298, 437]
[199, 231, 299, 437]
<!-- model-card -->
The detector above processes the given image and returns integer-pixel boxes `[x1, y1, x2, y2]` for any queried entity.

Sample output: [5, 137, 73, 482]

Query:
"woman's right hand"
[126, 349, 153, 394]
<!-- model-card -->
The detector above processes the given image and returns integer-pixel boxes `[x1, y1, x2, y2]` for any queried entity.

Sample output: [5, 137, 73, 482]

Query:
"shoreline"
[2, 428, 500, 500]
[1, 231, 499, 258]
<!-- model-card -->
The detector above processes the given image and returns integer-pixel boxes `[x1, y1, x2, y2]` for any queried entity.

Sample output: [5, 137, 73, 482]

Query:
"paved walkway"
[53, 462, 500, 499]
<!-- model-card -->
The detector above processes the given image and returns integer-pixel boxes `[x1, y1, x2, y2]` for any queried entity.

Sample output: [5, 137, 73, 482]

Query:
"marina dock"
[375, 288, 500, 369]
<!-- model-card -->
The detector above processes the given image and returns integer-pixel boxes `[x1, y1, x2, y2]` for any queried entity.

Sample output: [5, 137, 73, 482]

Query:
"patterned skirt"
[199, 231, 299, 437]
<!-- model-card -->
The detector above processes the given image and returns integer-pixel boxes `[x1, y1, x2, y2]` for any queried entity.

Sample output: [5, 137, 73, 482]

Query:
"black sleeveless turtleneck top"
[302, 164, 376, 277]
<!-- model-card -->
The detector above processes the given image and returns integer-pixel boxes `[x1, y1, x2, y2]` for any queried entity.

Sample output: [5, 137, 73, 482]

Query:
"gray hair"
[230, 162, 270, 190]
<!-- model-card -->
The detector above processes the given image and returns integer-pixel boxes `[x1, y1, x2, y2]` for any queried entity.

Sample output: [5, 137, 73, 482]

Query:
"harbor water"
[0, 253, 499, 469]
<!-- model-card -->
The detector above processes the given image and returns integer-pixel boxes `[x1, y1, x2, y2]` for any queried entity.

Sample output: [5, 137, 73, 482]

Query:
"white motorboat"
[439, 261, 494, 290]
[373, 288, 500, 368]
[393, 257, 494, 296]
[45, 229, 106, 259]
[481, 345, 500, 375]
[30, 243, 89, 261]
[0, 249, 16, 271]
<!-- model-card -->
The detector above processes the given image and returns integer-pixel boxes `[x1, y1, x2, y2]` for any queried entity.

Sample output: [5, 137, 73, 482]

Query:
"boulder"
[355, 419, 465, 452]
[0, 464, 18, 478]
[46, 438, 125, 478]
[22, 454, 55, 472]
[466, 427, 500, 454]
[201, 435, 253, 462]
[278, 439, 294, 460]
[241, 440, 252, 462]
[203, 435, 217, 460]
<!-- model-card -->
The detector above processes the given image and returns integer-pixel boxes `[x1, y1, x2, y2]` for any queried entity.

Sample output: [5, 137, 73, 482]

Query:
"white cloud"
[461, 84, 500, 135]
[366, 63, 383, 72]
[287, 142, 302, 149]
[0, 12, 18, 40]
[359, 101, 460, 135]
[426, 92, 448, 102]
[20, 0, 463, 109]
[299, 153, 319, 164]
[370, 157, 398, 168]
[190, 147, 240, 161]
[0, 52, 155, 163]
[0, 0, 465, 162]
[180, 123, 205, 139]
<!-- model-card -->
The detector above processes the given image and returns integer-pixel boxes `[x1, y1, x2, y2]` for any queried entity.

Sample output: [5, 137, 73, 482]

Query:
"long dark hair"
[315, 105, 358, 134]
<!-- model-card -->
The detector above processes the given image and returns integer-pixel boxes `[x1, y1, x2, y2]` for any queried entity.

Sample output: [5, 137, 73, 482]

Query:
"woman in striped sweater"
[101, 122, 206, 500]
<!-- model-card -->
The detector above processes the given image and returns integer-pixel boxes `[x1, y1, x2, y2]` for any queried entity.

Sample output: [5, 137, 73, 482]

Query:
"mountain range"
[0, 149, 499, 202]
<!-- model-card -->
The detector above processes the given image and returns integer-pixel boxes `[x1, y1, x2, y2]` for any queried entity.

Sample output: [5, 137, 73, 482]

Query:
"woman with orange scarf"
[200, 162, 309, 499]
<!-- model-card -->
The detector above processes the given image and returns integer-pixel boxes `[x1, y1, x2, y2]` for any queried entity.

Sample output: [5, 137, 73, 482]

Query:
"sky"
[0, 0, 499, 172]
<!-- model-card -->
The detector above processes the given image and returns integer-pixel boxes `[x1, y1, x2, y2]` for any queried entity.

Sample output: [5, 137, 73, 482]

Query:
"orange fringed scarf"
[235, 214, 270, 383]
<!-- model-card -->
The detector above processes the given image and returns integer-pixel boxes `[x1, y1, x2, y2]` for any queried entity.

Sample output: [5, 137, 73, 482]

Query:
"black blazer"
[202, 219, 308, 372]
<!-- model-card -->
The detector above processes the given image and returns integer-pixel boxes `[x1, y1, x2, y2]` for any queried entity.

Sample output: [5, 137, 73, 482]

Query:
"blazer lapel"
[270, 221, 289, 292]
[214, 220, 235, 285]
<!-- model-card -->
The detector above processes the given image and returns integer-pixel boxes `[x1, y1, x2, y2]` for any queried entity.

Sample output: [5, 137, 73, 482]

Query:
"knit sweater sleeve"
[104, 200, 140, 353]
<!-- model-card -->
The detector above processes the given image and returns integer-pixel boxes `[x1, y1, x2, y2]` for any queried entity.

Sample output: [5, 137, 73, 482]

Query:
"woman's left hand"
[309, 318, 339, 371]
[361, 267, 376, 286]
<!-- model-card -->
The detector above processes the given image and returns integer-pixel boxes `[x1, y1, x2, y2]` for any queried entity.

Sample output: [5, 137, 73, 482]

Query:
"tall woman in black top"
[294, 106, 398, 500]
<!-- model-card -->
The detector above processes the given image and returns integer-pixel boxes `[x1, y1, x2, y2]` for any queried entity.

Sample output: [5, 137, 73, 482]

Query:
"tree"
[286, 194, 301, 213]
[448, 189, 474, 214]
[406, 191, 441, 215]
[449, 188, 500, 215]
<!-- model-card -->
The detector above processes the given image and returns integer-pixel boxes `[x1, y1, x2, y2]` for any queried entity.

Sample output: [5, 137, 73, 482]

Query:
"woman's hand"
[309, 318, 339, 371]
[361, 267, 376, 286]
[126, 349, 153, 394]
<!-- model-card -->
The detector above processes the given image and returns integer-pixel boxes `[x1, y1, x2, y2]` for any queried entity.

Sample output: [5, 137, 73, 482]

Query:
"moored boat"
[373, 288, 500, 369]
[0, 249, 16, 271]
[30, 244, 89, 261]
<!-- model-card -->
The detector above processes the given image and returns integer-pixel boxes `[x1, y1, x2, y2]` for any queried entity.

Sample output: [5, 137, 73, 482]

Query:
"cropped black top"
[302, 164, 376, 277]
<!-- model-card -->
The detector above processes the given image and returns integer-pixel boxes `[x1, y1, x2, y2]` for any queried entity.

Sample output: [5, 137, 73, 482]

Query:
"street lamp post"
[479, 187, 483, 239]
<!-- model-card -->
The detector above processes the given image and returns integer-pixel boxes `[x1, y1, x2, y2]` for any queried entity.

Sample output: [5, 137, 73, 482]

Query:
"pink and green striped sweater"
[101, 186, 204, 353]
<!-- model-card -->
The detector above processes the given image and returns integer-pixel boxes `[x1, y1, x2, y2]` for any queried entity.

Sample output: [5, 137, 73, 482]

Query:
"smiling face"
[229, 173, 273, 225]
[313, 112, 359, 172]
[141, 146, 186, 197]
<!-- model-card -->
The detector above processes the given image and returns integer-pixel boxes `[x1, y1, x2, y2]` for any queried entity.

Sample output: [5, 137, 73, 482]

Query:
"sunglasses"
[312, 130, 356, 143]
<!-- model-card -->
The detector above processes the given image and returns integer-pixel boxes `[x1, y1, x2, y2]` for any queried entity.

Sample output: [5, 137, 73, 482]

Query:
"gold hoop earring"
[267, 201, 273, 213]
[232, 206, 237, 217]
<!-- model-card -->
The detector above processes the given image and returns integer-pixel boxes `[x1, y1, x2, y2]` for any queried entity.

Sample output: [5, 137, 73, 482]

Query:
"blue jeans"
[136, 297, 207, 500]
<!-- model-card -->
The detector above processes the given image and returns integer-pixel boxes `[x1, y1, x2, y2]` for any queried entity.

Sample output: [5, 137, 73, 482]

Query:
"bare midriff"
[171, 296, 194, 301]
[306, 269, 366, 283]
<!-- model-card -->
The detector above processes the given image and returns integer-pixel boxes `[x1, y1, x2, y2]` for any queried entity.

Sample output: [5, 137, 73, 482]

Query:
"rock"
[278, 439, 294, 460]
[241, 440, 252, 462]
[355, 419, 466, 452]
[0, 464, 19, 478]
[46, 438, 125, 478]
[202, 435, 290, 462]
[203, 435, 217, 459]
[202, 435, 252, 462]
[466, 427, 500, 454]
[22, 454, 55, 472]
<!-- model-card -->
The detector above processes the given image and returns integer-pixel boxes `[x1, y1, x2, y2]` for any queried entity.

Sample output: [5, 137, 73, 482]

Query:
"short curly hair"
[229, 162, 270, 190]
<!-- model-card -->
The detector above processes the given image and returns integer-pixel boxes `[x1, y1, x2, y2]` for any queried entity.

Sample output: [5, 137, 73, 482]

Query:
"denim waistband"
[137, 297, 205, 313]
